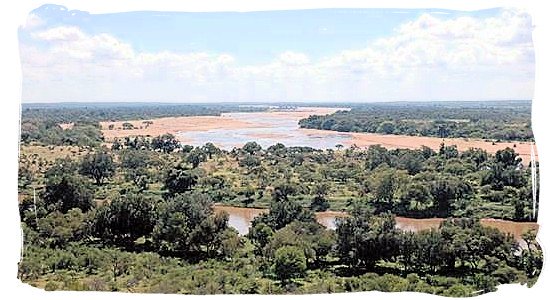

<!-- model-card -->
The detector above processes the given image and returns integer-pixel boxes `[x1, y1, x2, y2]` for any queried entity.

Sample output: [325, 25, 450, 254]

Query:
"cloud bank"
[19, 8, 534, 102]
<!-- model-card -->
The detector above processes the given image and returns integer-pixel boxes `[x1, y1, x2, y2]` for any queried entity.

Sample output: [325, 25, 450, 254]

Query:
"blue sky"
[19, 4, 534, 103]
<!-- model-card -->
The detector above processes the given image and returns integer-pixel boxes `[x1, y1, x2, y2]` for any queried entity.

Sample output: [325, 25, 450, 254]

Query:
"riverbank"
[213, 205, 538, 242]
[99, 107, 537, 162]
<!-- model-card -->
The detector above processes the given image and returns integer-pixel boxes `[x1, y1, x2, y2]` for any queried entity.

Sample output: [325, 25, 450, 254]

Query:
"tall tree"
[163, 165, 198, 195]
[201, 142, 221, 159]
[80, 150, 115, 185]
[273, 246, 307, 283]
[92, 193, 155, 247]
[43, 175, 94, 213]
[151, 133, 180, 153]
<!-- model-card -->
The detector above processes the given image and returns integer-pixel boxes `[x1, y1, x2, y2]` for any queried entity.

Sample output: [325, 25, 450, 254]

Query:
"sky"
[18, 4, 535, 103]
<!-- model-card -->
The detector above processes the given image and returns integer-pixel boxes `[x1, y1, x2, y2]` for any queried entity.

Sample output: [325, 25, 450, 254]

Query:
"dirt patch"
[59, 123, 74, 130]
[19, 145, 89, 163]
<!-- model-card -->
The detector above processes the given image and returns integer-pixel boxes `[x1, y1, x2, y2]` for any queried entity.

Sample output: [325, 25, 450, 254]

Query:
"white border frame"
[1, 1, 548, 299]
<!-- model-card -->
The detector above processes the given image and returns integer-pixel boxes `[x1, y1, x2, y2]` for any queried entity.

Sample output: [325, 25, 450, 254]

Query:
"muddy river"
[213, 205, 538, 244]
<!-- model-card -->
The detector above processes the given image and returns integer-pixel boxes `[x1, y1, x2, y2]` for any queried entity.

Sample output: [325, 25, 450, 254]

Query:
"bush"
[273, 246, 307, 282]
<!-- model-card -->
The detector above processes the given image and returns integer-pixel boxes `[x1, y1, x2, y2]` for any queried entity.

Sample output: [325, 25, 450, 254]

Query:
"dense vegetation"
[18, 141, 541, 296]
[17, 103, 541, 296]
[298, 101, 533, 141]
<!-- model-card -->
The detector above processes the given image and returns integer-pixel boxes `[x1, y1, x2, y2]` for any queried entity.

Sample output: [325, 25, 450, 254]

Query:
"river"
[174, 107, 535, 162]
[213, 205, 538, 244]
[178, 107, 352, 150]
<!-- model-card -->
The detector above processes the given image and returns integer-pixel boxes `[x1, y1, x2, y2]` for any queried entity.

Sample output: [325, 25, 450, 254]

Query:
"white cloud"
[31, 26, 135, 61]
[32, 26, 86, 41]
[19, 9, 534, 102]
[278, 51, 310, 66]
[21, 13, 45, 30]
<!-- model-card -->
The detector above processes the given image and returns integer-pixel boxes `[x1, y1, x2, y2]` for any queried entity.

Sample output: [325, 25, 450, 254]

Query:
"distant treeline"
[21, 103, 267, 124]
[298, 101, 533, 141]
[19, 103, 266, 146]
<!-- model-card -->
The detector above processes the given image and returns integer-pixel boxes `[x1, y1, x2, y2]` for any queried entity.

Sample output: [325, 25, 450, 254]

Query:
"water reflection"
[213, 205, 538, 244]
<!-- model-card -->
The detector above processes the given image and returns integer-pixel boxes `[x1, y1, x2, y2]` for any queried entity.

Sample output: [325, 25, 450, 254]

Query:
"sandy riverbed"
[100, 115, 256, 141]
[297, 128, 536, 163]
[98, 107, 537, 162]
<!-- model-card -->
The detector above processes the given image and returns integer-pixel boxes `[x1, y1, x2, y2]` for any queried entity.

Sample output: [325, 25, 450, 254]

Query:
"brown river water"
[213, 205, 538, 244]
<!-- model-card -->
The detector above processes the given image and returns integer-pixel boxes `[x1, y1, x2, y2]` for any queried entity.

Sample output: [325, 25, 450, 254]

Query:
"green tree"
[521, 229, 543, 279]
[252, 184, 314, 231]
[92, 194, 155, 247]
[37, 208, 87, 248]
[335, 203, 399, 269]
[152, 192, 235, 258]
[45, 157, 78, 184]
[376, 121, 395, 134]
[429, 178, 473, 217]
[151, 134, 180, 153]
[164, 165, 198, 195]
[18, 164, 34, 189]
[273, 246, 307, 283]
[310, 182, 330, 212]
[43, 175, 94, 213]
[201, 142, 221, 159]
[399, 183, 433, 215]
[241, 186, 256, 206]
[366, 145, 390, 170]
[186, 148, 207, 168]
[243, 141, 262, 155]
[189, 212, 236, 257]
[80, 150, 115, 185]
[239, 154, 261, 169]
[495, 147, 521, 167]
[264, 221, 335, 266]
[247, 222, 274, 254]
[119, 149, 150, 170]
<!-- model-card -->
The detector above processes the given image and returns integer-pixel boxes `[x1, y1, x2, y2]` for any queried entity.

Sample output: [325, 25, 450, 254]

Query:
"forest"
[20, 103, 266, 146]
[18, 111, 542, 296]
[298, 101, 533, 141]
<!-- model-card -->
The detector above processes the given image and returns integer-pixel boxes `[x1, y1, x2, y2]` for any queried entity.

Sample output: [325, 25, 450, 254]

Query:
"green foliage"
[80, 150, 115, 185]
[17, 107, 542, 296]
[251, 185, 314, 231]
[243, 141, 262, 155]
[92, 193, 155, 247]
[37, 209, 88, 248]
[186, 148, 207, 168]
[520, 229, 543, 280]
[164, 165, 198, 195]
[43, 175, 94, 213]
[45, 158, 79, 183]
[152, 192, 237, 258]
[335, 203, 399, 268]
[201, 142, 221, 159]
[20, 120, 103, 147]
[298, 101, 533, 141]
[264, 221, 335, 265]
[273, 246, 307, 282]
[151, 134, 180, 153]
